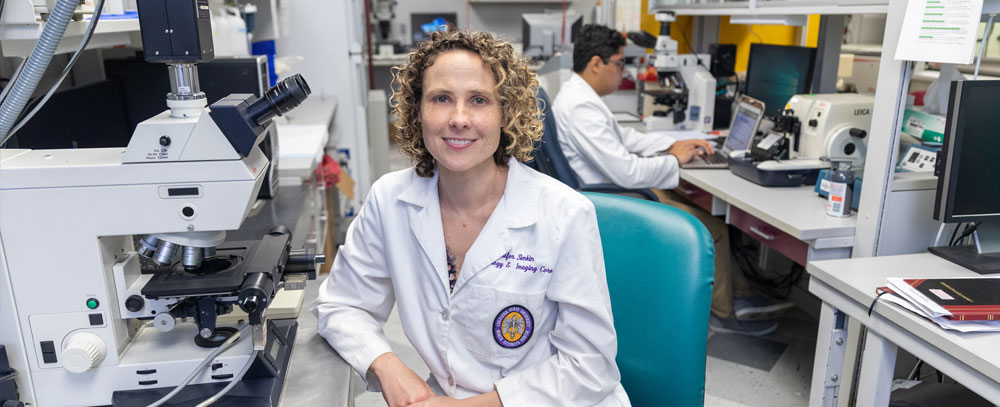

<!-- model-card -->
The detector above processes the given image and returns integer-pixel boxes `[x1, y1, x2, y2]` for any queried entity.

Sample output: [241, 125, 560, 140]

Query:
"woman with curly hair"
[313, 30, 630, 407]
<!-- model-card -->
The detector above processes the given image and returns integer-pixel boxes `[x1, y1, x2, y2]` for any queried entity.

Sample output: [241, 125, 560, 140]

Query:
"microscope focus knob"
[62, 332, 107, 374]
[125, 295, 145, 312]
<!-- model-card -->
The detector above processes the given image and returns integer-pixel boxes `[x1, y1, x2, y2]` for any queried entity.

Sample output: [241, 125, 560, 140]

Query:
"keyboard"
[680, 150, 731, 169]
[704, 151, 728, 164]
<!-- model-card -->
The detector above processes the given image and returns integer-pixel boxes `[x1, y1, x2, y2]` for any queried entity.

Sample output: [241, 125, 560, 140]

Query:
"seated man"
[553, 24, 792, 335]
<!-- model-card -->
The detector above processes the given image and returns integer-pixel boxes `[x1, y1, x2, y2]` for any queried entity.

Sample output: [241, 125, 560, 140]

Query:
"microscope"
[0, 1, 320, 405]
[638, 11, 716, 133]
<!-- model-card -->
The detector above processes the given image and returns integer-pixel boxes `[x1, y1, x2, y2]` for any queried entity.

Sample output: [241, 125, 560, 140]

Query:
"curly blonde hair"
[391, 30, 543, 177]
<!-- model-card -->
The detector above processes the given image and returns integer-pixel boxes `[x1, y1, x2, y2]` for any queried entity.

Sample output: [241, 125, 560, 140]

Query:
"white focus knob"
[62, 332, 107, 373]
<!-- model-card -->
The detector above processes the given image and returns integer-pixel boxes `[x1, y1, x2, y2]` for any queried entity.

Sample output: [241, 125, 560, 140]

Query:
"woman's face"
[419, 50, 504, 177]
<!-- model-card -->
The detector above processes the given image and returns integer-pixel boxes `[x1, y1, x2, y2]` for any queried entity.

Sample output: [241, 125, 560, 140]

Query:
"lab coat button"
[441, 311, 449, 321]
[447, 376, 455, 386]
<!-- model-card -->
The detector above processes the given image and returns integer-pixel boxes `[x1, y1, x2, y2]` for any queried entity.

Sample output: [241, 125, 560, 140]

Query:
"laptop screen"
[725, 106, 761, 152]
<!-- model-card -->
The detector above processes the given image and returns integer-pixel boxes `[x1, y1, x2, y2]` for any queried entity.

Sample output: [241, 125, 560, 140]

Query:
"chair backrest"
[535, 87, 581, 189]
[583, 192, 715, 407]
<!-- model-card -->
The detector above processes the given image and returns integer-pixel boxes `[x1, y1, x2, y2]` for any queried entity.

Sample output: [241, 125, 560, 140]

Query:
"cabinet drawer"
[675, 180, 713, 213]
[729, 206, 808, 266]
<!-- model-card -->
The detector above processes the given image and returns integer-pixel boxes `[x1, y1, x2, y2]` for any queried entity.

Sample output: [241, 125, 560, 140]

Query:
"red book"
[904, 278, 1000, 321]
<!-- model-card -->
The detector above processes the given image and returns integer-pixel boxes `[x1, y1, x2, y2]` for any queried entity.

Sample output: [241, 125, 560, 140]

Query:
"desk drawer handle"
[676, 186, 697, 195]
[749, 225, 775, 241]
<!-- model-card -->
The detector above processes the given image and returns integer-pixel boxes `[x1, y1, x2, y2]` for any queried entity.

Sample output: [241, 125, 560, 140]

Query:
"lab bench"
[230, 184, 356, 407]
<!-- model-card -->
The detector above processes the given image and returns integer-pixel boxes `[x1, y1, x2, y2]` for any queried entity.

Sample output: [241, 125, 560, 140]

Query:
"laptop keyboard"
[704, 152, 728, 164]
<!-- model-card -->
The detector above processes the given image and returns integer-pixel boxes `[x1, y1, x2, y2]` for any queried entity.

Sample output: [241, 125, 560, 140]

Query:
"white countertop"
[680, 169, 857, 241]
[808, 253, 1000, 384]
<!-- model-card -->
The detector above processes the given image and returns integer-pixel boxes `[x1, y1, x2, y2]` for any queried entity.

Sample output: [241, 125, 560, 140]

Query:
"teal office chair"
[583, 192, 715, 407]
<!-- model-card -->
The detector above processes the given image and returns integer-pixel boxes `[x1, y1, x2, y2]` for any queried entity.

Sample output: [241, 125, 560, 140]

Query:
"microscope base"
[111, 319, 298, 407]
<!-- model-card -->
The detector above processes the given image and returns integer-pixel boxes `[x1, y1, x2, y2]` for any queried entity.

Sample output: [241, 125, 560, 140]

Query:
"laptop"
[681, 95, 765, 169]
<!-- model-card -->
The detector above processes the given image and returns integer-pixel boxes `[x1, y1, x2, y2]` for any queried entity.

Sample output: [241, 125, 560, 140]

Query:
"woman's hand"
[406, 396, 462, 407]
[407, 391, 503, 407]
[370, 353, 435, 407]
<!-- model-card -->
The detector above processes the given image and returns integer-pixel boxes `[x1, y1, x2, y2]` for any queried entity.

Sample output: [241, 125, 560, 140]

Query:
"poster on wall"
[894, 0, 985, 64]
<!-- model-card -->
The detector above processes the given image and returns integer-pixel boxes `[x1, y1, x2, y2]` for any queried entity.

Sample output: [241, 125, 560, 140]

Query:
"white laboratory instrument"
[0, 2, 320, 405]
[784, 93, 875, 169]
[729, 93, 875, 187]
[640, 11, 716, 132]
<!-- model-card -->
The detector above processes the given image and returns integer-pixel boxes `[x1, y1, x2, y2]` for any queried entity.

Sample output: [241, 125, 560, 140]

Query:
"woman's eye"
[472, 97, 487, 105]
[433, 95, 449, 103]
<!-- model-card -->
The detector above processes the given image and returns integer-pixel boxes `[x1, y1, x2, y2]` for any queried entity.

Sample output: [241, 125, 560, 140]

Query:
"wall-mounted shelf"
[0, 0, 140, 57]
[469, 0, 572, 3]
[1, 18, 139, 57]
[649, 0, 889, 16]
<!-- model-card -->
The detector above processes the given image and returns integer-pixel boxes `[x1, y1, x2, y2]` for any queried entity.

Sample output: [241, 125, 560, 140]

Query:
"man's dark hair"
[572, 24, 625, 73]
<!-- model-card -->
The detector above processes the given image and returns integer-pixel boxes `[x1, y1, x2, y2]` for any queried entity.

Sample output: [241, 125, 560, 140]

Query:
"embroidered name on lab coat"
[489, 252, 553, 274]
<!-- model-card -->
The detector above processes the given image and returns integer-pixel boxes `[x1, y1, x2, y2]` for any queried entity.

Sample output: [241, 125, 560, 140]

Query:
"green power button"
[86, 298, 99, 309]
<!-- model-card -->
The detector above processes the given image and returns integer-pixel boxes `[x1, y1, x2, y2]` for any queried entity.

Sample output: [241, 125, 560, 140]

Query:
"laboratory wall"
[387, 0, 599, 46]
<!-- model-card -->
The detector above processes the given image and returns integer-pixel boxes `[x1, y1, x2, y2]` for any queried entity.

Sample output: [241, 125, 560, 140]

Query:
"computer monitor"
[105, 56, 269, 134]
[7, 80, 131, 149]
[744, 44, 816, 117]
[521, 11, 582, 59]
[928, 80, 1000, 274]
[410, 13, 458, 45]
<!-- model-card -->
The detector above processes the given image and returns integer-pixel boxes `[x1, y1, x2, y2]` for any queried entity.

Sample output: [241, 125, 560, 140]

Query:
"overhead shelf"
[649, 0, 889, 16]
[1, 18, 139, 57]
[652, 0, 999, 16]
[0, 0, 140, 57]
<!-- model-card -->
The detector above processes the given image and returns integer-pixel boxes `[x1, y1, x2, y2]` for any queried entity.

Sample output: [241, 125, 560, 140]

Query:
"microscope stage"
[141, 241, 260, 298]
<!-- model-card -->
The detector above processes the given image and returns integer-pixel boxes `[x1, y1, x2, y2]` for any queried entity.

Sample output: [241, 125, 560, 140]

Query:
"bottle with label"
[827, 161, 854, 217]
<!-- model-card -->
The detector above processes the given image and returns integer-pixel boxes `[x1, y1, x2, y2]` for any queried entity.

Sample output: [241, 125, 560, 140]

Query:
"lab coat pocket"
[457, 284, 546, 362]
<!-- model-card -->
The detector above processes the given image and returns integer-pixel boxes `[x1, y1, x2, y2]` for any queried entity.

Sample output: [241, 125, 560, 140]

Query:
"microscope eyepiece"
[246, 74, 312, 126]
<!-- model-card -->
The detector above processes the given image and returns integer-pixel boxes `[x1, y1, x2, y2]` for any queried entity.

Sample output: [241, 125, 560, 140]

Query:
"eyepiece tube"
[245, 74, 311, 126]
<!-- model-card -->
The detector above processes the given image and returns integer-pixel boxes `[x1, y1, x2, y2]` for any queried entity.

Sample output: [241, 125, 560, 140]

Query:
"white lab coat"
[553, 73, 681, 190]
[312, 158, 631, 406]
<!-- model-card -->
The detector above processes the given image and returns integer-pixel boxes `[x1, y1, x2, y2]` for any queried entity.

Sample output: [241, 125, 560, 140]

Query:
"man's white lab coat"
[553, 73, 680, 190]
[312, 158, 630, 406]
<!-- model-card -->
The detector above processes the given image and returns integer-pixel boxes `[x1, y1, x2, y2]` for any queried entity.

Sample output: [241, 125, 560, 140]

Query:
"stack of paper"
[880, 277, 1000, 333]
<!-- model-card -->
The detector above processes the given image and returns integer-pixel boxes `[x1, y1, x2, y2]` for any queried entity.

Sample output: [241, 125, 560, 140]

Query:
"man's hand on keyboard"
[667, 139, 716, 164]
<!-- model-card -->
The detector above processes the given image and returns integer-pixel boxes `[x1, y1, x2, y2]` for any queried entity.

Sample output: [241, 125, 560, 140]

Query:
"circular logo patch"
[493, 305, 533, 349]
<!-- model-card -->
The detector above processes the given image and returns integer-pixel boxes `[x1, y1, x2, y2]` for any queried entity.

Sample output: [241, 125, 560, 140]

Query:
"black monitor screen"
[104, 56, 267, 136]
[410, 13, 457, 45]
[935, 80, 1000, 222]
[8, 80, 131, 149]
[745, 44, 816, 117]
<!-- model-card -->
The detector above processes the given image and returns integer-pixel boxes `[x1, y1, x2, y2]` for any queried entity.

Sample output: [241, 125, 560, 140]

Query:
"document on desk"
[894, 0, 984, 64]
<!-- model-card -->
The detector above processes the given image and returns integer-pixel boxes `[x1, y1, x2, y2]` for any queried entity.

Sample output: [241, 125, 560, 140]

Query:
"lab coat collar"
[395, 158, 540, 291]
[567, 73, 602, 102]
[395, 157, 539, 226]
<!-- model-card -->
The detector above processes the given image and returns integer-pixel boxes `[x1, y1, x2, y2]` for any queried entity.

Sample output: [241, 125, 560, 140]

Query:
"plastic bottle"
[827, 161, 854, 217]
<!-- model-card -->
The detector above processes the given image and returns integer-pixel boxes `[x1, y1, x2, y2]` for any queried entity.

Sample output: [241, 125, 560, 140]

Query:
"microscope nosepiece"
[181, 246, 204, 270]
[137, 235, 161, 258]
[153, 241, 180, 265]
